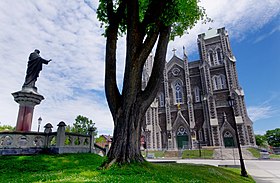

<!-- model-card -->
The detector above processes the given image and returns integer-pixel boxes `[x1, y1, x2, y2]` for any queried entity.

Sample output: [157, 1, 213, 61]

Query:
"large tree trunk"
[107, 106, 145, 163]
[103, 0, 171, 165]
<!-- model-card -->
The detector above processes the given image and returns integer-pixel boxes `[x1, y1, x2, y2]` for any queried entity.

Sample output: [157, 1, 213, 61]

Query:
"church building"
[142, 27, 255, 150]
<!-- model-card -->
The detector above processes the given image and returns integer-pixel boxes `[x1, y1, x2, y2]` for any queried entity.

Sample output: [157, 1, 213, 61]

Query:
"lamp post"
[37, 117, 42, 132]
[227, 95, 248, 177]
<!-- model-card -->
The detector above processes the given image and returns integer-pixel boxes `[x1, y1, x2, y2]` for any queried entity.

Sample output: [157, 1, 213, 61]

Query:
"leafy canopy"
[97, 0, 209, 39]
[0, 125, 15, 132]
[265, 128, 280, 147]
[66, 115, 97, 137]
[255, 134, 267, 147]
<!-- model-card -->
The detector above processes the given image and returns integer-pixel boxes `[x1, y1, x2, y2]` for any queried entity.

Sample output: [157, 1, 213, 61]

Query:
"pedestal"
[12, 87, 44, 131]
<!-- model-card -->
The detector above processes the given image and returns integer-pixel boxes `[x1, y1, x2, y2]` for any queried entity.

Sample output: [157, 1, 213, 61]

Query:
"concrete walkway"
[148, 159, 280, 183]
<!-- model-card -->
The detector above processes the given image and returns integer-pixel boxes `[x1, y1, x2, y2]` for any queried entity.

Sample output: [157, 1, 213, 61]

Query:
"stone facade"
[143, 27, 255, 150]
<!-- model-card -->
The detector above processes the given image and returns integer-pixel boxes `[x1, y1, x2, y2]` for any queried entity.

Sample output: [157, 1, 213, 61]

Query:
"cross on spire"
[172, 48, 177, 56]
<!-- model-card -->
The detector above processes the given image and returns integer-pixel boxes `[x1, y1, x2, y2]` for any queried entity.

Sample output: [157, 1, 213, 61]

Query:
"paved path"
[148, 159, 280, 183]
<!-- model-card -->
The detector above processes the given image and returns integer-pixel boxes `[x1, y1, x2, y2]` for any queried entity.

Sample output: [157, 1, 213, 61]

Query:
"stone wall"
[0, 121, 106, 156]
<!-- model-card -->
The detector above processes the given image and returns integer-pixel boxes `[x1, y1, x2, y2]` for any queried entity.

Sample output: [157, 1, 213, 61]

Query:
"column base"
[12, 88, 44, 132]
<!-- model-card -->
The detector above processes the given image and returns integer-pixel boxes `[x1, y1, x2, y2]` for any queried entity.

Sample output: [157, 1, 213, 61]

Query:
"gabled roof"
[166, 55, 184, 71]
[100, 135, 113, 142]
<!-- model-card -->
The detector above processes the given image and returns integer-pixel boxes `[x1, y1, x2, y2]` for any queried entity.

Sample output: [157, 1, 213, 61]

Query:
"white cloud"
[247, 95, 280, 122]
[247, 106, 274, 121]
[167, 0, 280, 59]
[254, 24, 280, 43]
[0, 0, 279, 135]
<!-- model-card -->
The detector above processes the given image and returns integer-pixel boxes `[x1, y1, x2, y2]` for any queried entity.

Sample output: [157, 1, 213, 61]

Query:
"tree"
[96, 0, 207, 164]
[0, 125, 15, 132]
[71, 115, 98, 137]
[265, 128, 280, 147]
[255, 134, 267, 147]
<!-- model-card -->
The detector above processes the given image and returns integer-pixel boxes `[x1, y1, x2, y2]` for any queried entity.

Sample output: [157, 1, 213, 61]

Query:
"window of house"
[194, 86, 200, 102]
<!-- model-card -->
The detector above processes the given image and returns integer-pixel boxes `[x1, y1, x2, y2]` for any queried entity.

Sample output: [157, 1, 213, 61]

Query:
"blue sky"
[0, 0, 279, 135]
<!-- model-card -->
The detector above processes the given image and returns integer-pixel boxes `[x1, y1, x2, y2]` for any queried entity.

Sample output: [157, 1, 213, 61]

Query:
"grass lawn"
[270, 154, 280, 159]
[0, 153, 254, 183]
[182, 149, 214, 159]
[248, 148, 280, 159]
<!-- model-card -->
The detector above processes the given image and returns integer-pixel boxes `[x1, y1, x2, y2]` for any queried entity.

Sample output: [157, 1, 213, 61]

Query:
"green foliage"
[95, 136, 107, 143]
[97, 0, 210, 40]
[69, 115, 97, 137]
[182, 149, 214, 159]
[265, 128, 280, 147]
[255, 134, 267, 147]
[0, 154, 254, 182]
[0, 125, 15, 131]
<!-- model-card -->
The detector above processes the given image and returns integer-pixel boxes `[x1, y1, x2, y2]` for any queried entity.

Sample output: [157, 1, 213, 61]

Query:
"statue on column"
[22, 49, 51, 89]
[12, 49, 51, 131]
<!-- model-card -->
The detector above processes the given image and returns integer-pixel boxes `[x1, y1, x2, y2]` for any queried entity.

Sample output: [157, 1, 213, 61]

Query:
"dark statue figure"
[23, 49, 51, 89]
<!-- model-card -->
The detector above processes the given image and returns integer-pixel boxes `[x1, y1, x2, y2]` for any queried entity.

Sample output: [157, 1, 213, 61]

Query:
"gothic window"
[216, 48, 223, 64]
[174, 81, 183, 104]
[208, 50, 214, 66]
[159, 92, 165, 107]
[213, 76, 219, 90]
[220, 74, 226, 89]
[194, 86, 200, 102]
[212, 75, 227, 90]
[172, 67, 180, 76]
[224, 131, 233, 138]
[177, 126, 188, 136]
[146, 109, 151, 125]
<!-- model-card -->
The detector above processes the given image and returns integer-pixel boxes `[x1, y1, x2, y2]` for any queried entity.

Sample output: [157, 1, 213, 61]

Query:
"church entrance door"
[223, 131, 235, 148]
[177, 126, 189, 149]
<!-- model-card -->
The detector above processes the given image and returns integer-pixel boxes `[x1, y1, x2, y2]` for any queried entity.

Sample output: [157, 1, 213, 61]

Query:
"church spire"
[183, 46, 188, 62]
[172, 48, 177, 56]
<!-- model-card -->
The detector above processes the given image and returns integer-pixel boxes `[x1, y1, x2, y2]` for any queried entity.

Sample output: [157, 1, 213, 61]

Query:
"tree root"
[100, 158, 117, 169]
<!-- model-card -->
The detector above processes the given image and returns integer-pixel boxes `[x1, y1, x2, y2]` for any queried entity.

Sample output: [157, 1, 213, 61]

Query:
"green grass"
[247, 148, 261, 159]
[0, 153, 254, 183]
[270, 154, 280, 159]
[182, 149, 214, 159]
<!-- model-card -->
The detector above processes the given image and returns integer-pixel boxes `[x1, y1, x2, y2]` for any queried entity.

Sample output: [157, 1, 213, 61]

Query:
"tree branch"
[140, 25, 171, 111]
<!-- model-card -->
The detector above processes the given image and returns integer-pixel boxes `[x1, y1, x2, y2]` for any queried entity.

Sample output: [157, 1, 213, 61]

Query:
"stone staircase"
[214, 148, 256, 160]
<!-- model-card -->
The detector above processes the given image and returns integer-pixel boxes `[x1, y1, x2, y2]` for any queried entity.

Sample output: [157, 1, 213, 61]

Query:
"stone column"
[56, 121, 66, 147]
[12, 87, 44, 132]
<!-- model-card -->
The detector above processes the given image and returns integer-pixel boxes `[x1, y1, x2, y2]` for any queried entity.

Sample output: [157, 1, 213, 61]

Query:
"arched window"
[194, 87, 200, 102]
[216, 48, 223, 64]
[208, 50, 214, 66]
[174, 81, 183, 104]
[213, 76, 219, 90]
[212, 75, 227, 90]
[159, 92, 165, 107]
[220, 74, 226, 89]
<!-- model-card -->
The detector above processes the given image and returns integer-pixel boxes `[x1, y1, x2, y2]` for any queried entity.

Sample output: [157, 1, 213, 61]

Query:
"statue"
[22, 49, 51, 89]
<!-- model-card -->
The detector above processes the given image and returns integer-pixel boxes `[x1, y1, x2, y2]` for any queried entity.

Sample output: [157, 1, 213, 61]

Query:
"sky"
[0, 0, 279, 135]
